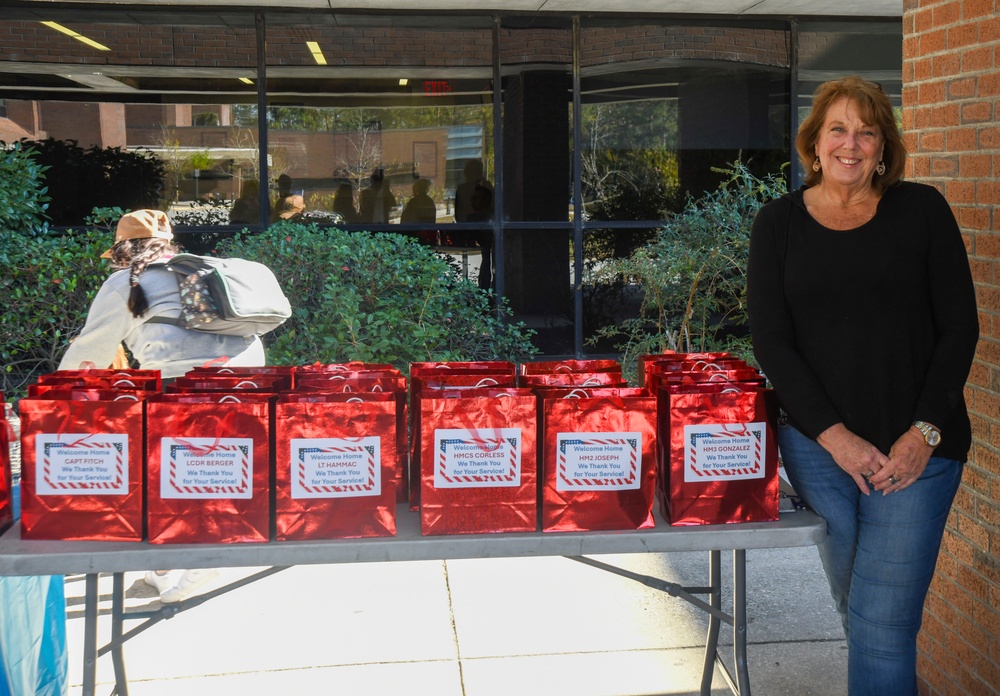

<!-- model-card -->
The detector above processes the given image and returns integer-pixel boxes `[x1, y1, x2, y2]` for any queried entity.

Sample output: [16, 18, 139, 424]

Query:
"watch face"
[927, 430, 941, 447]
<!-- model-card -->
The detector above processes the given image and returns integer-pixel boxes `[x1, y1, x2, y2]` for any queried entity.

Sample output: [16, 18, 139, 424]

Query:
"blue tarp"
[0, 484, 68, 696]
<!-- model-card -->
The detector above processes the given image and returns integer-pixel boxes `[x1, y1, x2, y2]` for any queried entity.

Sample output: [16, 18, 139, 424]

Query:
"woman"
[747, 76, 978, 694]
[59, 209, 265, 379]
[59, 209, 266, 603]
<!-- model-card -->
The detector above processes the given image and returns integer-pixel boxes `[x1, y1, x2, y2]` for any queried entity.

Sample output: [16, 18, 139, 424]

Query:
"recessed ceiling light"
[239, 77, 254, 85]
[306, 41, 327, 66]
[41, 21, 111, 51]
[399, 78, 409, 86]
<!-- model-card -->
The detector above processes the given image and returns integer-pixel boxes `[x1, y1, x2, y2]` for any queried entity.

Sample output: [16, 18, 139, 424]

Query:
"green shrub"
[0, 227, 110, 396]
[218, 222, 538, 369]
[0, 141, 51, 237]
[589, 160, 787, 381]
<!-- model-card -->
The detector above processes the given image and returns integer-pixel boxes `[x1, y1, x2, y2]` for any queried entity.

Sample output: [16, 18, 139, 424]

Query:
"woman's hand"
[870, 427, 933, 495]
[817, 423, 890, 495]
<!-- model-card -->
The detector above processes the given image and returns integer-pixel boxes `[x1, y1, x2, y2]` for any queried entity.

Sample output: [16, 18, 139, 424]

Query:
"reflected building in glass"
[0, 8, 901, 357]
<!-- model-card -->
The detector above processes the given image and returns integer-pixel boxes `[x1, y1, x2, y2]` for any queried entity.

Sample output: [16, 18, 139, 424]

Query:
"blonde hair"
[796, 76, 905, 194]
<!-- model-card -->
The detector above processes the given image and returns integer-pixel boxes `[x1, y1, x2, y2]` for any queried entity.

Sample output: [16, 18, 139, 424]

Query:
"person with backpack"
[59, 209, 274, 603]
[59, 209, 266, 378]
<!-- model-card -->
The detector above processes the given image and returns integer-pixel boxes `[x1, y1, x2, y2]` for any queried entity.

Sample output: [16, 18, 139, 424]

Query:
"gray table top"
[0, 505, 825, 577]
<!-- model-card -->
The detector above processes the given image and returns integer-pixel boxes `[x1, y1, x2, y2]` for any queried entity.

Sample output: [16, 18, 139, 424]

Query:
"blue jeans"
[777, 425, 962, 696]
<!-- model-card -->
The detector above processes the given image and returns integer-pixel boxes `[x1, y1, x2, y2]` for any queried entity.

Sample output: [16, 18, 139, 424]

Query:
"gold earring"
[812, 157, 821, 172]
[876, 160, 886, 176]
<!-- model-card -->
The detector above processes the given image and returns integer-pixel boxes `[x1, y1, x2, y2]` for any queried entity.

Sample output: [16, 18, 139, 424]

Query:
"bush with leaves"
[0, 141, 51, 237]
[589, 160, 787, 381]
[0, 225, 110, 396]
[217, 222, 538, 369]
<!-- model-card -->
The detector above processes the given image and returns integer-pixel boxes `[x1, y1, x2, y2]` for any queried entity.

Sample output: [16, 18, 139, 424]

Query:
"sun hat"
[101, 209, 173, 259]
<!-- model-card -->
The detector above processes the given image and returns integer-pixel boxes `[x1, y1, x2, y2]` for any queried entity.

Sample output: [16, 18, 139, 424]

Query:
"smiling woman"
[747, 75, 979, 696]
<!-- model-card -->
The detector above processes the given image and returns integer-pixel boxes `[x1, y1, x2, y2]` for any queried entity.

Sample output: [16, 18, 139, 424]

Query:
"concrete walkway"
[63, 541, 848, 696]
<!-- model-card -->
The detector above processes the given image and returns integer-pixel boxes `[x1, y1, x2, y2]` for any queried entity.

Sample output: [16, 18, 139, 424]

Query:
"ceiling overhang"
[6, 0, 903, 18]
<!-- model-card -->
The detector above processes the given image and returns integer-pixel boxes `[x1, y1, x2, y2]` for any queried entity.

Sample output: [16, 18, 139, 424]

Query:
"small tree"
[589, 159, 787, 380]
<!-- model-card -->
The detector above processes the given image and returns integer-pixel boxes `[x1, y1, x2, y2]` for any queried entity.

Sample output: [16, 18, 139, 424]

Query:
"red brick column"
[903, 0, 1000, 693]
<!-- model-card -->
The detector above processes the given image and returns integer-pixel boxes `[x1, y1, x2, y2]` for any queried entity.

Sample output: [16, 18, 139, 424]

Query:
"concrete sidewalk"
[63, 542, 847, 696]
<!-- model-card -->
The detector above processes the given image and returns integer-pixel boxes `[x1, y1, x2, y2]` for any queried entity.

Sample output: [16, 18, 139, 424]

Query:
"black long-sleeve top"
[747, 181, 979, 462]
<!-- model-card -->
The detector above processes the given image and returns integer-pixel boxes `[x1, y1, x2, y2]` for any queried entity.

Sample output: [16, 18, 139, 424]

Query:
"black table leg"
[82, 573, 99, 696]
[733, 549, 750, 695]
[701, 549, 722, 696]
[110, 572, 129, 696]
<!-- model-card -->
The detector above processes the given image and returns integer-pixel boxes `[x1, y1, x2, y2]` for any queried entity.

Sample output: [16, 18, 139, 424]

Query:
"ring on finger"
[889, 475, 900, 485]
[863, 470, 874, 480]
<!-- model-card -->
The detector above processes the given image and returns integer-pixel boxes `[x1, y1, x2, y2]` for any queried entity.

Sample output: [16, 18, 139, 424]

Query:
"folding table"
[0, 504, 824, 696]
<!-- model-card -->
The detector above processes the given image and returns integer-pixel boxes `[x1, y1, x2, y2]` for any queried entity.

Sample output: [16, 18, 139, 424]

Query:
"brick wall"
[902, 0, 1000, 693]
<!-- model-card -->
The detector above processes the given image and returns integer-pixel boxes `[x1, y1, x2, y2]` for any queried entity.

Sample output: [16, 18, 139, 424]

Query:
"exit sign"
[423, 80, 452, 95]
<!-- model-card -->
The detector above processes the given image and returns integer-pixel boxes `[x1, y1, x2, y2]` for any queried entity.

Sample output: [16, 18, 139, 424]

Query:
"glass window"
[576, 18, 789, 356]
[262, 14, 495, 234]
[0, 10, 261, 244]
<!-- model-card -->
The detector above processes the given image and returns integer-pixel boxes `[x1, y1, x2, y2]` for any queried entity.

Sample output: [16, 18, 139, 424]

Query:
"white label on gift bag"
[434, 428, 521, 488]
[556, 432, 642, 491]
[161, 437, 253, 499]
[684, 422, 767, 483]
[35, 433, 129, 496]
[290, 437, 381, 499]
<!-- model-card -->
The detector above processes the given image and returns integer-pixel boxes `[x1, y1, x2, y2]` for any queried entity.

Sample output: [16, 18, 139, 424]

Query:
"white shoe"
[159, 569, 220, 604]
[144, 570, 179, 594]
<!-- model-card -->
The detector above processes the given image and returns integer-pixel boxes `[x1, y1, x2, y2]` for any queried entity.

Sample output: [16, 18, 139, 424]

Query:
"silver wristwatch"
[912, 420, 942, 447]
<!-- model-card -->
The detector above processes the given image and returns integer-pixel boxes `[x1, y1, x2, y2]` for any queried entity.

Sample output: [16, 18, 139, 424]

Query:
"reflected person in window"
[359, 167, 396, 224]
[454, 159, 494, 291]
[270, 174, 305, 223]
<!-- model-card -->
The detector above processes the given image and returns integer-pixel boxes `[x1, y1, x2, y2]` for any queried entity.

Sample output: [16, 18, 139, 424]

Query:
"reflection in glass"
[256, 104, 493, 228]
[580, 228, 656, 355]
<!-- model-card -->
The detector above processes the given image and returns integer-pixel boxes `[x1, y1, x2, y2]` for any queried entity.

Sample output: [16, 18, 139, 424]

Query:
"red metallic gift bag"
[19, 390, 147, 541]
[295, 377, 410, 504]
[539, 388, 657, 532]
[409, 362, 517, 511]
[188, 365, 297, 388]
[275, 392, 397, 540]
[638, 352, 732, 387]
[520, 372, 628, 389]
[167, 375, 288, 393]
[517, 359, 622, 386]
[29, 375, 161, 395]
[146, 392, 272, 543]
[419, 388, 537, 535]
[661, 384, 779, 526]
[40, 369, 163, 391]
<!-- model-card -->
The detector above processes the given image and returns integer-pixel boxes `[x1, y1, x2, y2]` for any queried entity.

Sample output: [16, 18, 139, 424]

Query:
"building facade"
[3, 3, 998, 688]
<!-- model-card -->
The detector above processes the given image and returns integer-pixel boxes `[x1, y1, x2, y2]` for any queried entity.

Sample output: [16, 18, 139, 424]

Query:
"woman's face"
[814, 96, 885, 192]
